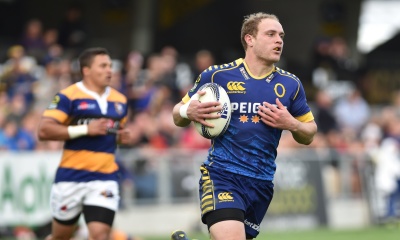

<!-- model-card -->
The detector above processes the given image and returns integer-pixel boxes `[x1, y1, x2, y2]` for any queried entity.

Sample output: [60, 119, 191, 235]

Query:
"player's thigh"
[50, 182, 86, 222]
[83, 205, 115, 239]
[49, 218, 79, 240]
[83, 180, 120, 212]
[82, 180, 119, 230]
[86, 220, 112, 240]
[209, 220, 246, 240]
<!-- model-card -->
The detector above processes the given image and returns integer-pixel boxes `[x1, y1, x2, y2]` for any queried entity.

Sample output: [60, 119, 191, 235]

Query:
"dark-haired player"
[38, 47, 131, 240]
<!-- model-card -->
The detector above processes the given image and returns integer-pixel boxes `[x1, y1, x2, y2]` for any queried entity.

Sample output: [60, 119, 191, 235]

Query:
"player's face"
[253, 18, 284, 64]
[87, 54, 113, 88]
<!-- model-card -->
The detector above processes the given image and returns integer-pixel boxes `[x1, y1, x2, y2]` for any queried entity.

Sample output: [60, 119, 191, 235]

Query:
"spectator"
[33, 59, 62, 112]
[121, 51, 145, 117]
[192, 49, 215, 77]
[20, 18, 46, 62]
[131, 158, 157, 200]
[314, 89, 338, 134]
[329, 36, 358, 81]
[129, 54, 164, 114]
[0, 45, 38, 105]
[333, 88, 370, 136]
[0, 116, 35, 151]
[159, 46, 193, 102]
[43, 28, 59, 49]
[57, 4, 87, 57]
[374, 119, 400, 221]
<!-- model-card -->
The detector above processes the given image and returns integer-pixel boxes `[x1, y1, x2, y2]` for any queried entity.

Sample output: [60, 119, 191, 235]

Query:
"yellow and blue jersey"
[42, 81, 128, 183]
[183, 58, 314, 181]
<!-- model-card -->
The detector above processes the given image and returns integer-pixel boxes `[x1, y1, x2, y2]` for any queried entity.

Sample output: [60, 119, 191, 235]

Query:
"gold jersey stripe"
[60, 149, 117, 173]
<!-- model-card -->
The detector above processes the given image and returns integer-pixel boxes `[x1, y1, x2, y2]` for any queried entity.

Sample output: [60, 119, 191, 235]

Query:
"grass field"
[141, 226, 400, 240]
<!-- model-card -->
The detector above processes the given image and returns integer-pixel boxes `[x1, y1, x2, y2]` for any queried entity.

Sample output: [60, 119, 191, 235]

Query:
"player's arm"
[117, 116, 132, 145]
[37, 117, 110, 141]
[258, 98, 317, 145]
[173, 101, 192, 127]
[288, 120, 317, 145]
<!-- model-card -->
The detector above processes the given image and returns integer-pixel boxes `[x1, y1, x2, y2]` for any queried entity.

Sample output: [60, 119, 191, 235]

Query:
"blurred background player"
[37, 47, 131, 240]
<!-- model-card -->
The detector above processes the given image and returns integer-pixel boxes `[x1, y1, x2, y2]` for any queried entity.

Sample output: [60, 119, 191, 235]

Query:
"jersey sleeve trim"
[182, 94, 190, 104]
[42, 109, 69, 123]
[295, 111, 314, 122]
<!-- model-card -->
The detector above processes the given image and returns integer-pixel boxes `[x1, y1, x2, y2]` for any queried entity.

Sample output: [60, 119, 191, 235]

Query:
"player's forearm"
[173, 103, 191, 127]
[290, 120, 317, 145]
[37, 119, 71, 141]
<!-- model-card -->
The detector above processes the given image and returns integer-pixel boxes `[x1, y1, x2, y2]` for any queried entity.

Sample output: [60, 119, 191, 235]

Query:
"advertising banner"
[264, 150, 328, 229]
[0, 152, 61, 226]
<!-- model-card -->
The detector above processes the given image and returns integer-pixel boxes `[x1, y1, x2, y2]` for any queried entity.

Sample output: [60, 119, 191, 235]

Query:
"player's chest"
[71, 99, 125, 118]
[216, 78, 292, 105]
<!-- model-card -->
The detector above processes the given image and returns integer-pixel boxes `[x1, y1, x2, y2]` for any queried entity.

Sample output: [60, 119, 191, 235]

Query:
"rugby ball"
[194, 83, 231, 139]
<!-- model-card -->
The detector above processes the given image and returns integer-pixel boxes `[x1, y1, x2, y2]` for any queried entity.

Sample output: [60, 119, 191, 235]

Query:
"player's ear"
[245, 34, 254, 47]
[82, 66, 90, 77]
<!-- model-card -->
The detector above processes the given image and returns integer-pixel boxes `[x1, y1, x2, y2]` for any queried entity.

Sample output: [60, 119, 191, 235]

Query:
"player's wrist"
[67, 125, 88, 139]
[179, 93, 200, 119]
[179, 103, 190, 119]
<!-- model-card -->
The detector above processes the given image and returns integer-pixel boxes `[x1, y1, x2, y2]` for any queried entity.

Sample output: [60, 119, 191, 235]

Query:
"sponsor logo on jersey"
[47, 95, 60, 109]
[77, 101, 96, 110]
[218, 192, 234, 202]
[106, 119, 120, 134]
[73, 118, 120, 134]
[189, 75, 201, 92]
[227, 81, 246, 94]
[274, 83, 286, 97]
[239, 67, 250, 80]
[231, 102, 261, 114]
[115, 102, 124, 115]
[266, 73, 275, 83]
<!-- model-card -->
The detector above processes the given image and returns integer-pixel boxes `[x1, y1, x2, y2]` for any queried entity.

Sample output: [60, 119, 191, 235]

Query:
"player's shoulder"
[108, 87, 127, 103]
[59, 82, 79, 96]
[201, 58, 243, 76]
[275, 67, 300, 81]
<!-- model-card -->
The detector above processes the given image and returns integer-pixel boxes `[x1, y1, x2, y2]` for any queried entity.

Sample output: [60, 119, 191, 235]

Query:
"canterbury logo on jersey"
[226, 81, 246, 92]
[218, 192, 234, 202]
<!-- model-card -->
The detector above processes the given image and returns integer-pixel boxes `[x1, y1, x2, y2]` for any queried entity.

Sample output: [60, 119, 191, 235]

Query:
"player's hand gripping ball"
[194, 83, 231, 139]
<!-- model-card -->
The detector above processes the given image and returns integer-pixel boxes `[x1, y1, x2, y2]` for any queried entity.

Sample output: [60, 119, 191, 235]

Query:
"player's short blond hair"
[240, 12, 280, 50]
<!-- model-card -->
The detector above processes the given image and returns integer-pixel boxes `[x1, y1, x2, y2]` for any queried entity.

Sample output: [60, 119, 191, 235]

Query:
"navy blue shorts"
[198, 164, 274, 237]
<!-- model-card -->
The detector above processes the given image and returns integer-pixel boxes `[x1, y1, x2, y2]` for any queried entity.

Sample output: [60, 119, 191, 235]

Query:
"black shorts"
[54, 205, 115, 226]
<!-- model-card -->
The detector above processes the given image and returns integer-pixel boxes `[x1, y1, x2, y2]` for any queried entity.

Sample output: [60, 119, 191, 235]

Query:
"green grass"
[142, 226, 400, 240]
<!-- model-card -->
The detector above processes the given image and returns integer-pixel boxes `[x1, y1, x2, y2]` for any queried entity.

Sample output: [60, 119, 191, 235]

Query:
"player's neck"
[82, 79, 107, 95]
[243, 57, 275, 77]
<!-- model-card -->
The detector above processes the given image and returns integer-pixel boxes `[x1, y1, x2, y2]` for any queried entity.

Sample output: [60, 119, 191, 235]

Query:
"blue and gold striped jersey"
[42, 81, 128, 183]
[183, 59, 314, 181]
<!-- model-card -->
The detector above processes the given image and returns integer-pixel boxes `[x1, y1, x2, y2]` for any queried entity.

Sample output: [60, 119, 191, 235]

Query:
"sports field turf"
[142, 226, 400, 240]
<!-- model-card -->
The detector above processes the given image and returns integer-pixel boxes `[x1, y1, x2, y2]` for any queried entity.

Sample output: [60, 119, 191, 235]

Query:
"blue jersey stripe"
[54, 168, 119, 183]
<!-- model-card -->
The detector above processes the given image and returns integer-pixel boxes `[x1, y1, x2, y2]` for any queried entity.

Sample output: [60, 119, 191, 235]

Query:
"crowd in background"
[1, 13, 400, 227]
